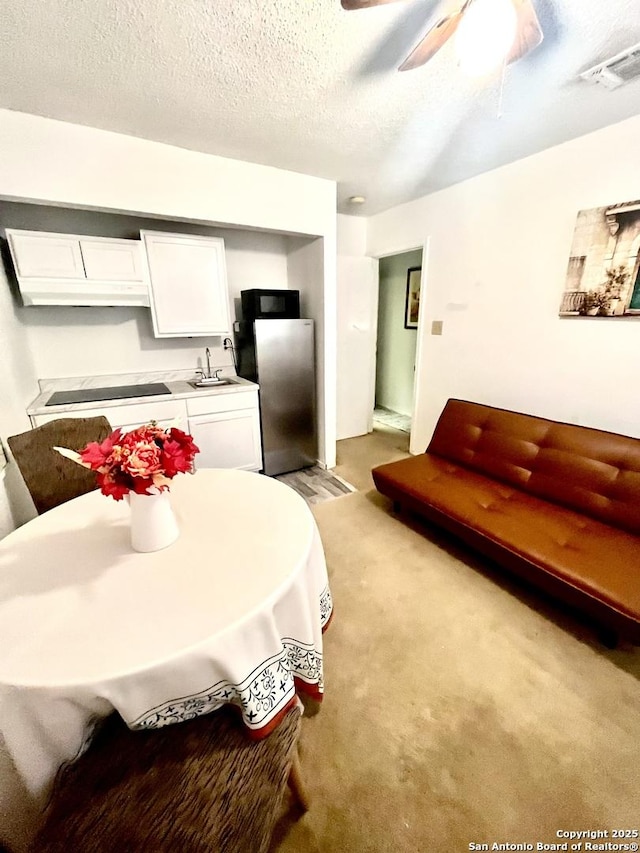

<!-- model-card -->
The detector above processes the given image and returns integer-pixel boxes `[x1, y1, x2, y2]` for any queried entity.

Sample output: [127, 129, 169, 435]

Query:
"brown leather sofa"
[372, 399, 640, 644]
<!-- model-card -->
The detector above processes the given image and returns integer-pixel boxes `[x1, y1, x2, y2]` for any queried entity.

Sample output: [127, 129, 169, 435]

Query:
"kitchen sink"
[188, 378, 238, 389]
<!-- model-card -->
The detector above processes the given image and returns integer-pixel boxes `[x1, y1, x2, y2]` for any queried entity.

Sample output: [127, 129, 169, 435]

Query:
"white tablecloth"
[0, 468, 332, 851]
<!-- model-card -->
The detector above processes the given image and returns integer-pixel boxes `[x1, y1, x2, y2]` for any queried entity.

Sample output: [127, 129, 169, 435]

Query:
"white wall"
[0, 110, 335, 237]
[367, 114, 640, 451]
[0, 111, 337, 536]
[0, 259, 38, 533]
[376, 250, 422, 417]
[337, 213, 368, 257]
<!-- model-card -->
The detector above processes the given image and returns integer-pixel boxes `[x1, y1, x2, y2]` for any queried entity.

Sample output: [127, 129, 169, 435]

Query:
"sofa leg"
[598, 627, 619, 649]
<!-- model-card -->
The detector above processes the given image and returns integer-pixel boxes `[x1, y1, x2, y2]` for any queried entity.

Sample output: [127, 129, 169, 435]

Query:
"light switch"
[431, 320, 443, 336]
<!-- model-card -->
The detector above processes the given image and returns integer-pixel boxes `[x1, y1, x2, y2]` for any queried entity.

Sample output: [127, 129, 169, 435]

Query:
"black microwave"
[241, 289, 300, 321]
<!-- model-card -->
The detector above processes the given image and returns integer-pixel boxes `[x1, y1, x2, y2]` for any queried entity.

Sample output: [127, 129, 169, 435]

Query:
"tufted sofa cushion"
[426, 400, 640, 536]
[372, 399, 640, 642]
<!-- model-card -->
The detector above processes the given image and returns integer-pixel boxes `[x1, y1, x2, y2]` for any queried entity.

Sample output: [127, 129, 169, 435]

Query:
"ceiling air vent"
[580, 42, 640, 90]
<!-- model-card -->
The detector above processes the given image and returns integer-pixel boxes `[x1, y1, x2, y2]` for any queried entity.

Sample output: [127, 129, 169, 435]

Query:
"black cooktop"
[45, 383, 172, 407]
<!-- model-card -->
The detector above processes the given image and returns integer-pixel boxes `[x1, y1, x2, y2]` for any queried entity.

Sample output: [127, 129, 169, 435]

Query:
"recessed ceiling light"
[348, 196, 366, 204]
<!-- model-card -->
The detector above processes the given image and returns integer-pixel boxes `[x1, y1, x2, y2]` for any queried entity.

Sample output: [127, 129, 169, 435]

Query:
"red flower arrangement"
[56, 422, 199, 501]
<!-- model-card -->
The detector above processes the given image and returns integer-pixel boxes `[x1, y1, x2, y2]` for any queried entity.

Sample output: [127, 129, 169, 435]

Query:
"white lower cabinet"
[187, 390, 262, 472]
[31, 390, 263, 472]
[188, 411, 262, 471]
[31, 399, 189, 431]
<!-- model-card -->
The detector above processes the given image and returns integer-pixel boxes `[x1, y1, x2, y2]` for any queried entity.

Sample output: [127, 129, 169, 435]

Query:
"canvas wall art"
[559, 200, 640, 317]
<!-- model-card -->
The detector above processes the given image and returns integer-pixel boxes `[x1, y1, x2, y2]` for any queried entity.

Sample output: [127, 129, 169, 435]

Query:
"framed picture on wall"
[404, 266, 421, 329]
[558, 199, 640, 317]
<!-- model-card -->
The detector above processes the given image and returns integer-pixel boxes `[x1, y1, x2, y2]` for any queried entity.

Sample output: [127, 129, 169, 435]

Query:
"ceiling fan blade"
[398, 9, 464, 71]
[507, 0, 543, 64]
[341, 0, 404, 9]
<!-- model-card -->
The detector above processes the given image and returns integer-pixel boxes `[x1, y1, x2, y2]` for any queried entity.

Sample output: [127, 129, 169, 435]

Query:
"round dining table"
[0, 468, 332, 852]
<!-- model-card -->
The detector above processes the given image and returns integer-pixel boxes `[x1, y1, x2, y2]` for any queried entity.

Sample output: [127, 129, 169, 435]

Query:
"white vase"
[129, 489, 179, 553]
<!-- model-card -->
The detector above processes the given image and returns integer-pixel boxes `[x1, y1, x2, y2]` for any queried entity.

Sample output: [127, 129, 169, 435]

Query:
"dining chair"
[32, 704, 309, 853]
[7, 416, 112, 515]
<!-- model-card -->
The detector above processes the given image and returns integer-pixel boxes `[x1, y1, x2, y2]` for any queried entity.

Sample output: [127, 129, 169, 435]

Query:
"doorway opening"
[372, 247, 423, 442]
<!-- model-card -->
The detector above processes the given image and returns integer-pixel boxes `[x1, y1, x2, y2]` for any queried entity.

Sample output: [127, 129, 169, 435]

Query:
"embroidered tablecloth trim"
[320, 584, 333, 629]
[131, 637, 324, 731]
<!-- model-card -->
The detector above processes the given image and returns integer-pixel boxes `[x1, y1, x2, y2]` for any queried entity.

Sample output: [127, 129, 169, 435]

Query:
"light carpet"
[332, 425, 410, 493]
[272, 488, 640, 853]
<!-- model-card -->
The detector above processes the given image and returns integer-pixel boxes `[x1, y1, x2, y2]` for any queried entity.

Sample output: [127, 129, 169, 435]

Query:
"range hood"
[18, 279, 150, 307]
[5, 229, 150, 307]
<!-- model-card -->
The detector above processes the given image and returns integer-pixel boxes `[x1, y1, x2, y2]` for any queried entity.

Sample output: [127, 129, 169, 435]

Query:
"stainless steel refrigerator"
[236, 318, 317, 476]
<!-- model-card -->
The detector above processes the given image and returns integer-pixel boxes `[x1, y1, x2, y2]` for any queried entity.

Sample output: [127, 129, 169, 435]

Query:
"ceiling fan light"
[454, 0, 518, 77]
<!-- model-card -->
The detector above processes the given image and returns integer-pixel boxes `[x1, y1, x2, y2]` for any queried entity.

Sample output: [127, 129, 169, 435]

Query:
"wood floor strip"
[274, 466, 357, 506]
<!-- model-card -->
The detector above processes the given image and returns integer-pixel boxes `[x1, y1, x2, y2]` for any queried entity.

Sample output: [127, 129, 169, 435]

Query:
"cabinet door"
[141, 231, 231, 338]
[188, 410, 262, 471]
[32, 399, 189, 430]
[7, 232, 85, 279]
[80, 239, 144, 282]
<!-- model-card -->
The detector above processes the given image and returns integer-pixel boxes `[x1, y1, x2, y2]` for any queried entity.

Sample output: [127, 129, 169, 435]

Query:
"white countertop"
[27, 370, 258, 416]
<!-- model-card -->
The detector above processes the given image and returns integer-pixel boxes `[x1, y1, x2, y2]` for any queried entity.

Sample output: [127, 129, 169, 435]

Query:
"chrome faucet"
[196, 348, 222, 383]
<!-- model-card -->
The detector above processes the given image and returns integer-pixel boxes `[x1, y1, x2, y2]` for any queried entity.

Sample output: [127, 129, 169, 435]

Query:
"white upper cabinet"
[5, 230, 148, 307]
[80, 239, 145, 282]
[8, 232, 85, 279]
[141, 231, 231, 338]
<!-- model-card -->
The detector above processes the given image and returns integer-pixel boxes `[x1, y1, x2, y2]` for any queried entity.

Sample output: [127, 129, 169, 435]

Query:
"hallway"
[372, 406, 411, 434]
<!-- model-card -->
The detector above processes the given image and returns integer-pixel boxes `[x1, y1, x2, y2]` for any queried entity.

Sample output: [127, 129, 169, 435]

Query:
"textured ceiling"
[0, 0, 639, 216]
